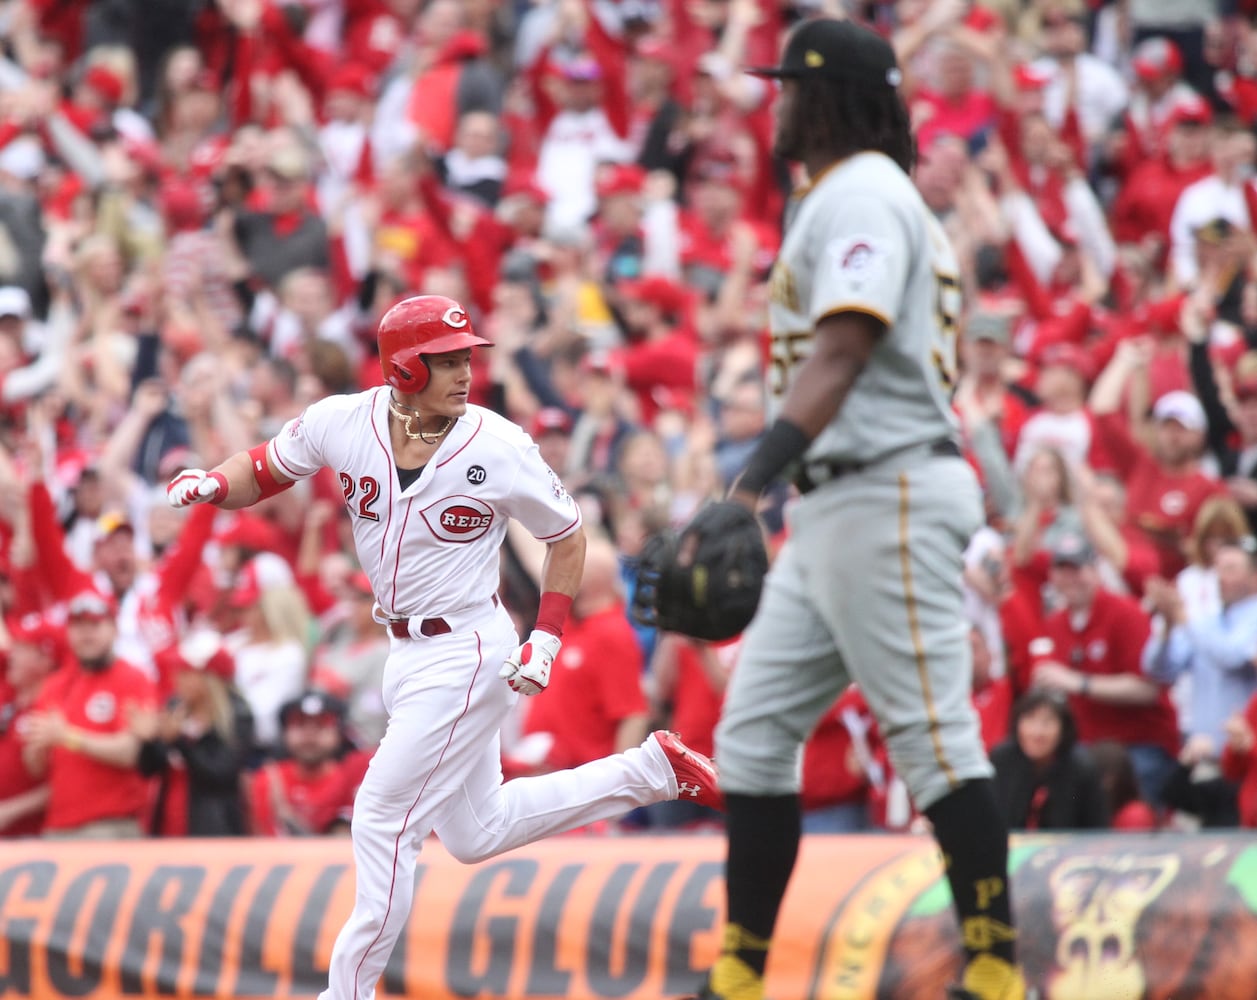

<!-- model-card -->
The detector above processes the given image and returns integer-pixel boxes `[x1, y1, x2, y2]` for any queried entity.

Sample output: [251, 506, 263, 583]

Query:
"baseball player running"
[167, 294, 721, 1000]
[688, 19, 1027, 1000]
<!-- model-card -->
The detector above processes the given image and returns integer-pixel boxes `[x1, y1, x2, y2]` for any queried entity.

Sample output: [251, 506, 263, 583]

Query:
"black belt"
[793, 439, 961, 495]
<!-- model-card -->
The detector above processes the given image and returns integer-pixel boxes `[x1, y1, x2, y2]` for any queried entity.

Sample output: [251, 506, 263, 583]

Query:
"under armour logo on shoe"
[679, 781, 702, 797]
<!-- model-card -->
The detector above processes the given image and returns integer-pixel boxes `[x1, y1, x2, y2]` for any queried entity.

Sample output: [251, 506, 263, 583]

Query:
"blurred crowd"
[5, 0, 1257, 839]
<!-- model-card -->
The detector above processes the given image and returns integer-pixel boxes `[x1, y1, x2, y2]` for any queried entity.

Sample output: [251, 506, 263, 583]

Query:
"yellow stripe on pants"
[897, 471, 958, 790]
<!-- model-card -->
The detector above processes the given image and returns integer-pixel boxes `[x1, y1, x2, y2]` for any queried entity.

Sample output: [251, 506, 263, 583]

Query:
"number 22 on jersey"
[341, 473, 381, 521]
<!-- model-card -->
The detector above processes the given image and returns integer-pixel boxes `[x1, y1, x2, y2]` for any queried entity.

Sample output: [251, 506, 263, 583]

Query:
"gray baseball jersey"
[718, 151, 989, 814]
[766, 150, 963, 465]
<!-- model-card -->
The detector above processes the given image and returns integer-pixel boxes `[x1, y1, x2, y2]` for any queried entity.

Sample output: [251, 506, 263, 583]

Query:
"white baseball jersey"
[766, 150, 962, 467]
[268, 390, 582, 618]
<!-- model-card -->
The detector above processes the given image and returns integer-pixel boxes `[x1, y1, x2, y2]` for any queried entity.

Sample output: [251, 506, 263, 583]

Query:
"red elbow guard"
[248, 443, 297, 500]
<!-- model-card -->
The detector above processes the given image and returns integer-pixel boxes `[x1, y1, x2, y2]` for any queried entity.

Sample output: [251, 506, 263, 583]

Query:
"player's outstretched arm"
[167, 444, 294, 511]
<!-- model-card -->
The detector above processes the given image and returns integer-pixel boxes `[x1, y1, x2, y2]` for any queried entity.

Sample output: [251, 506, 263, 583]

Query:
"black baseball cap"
[746, 18, 903, 90]
[280, 690, 347, 726]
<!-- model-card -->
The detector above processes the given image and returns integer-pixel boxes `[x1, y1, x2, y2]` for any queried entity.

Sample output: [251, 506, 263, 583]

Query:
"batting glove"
[167, 469, 226, 509]
[499, 629, 562, 696]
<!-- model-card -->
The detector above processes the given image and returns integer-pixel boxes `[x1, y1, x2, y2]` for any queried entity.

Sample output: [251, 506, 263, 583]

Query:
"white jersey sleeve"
[500, 444, 583, 542]
[268, 401, 334, 480]
[808, 196, 912, 329]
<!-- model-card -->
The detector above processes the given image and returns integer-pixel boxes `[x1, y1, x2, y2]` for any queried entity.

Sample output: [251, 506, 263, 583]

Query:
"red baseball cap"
[1168, 94, 1213, 128]
[66, 588, 117, 622]
[229, 562, 261, 608]
[560, 55, 603, 82]
[1132, 37, 1182, 82]
[596, 163, 645, 200]
[502, 173, 549, 204]
[175, 631, 236, 683]
[8, 613, 64, 658]
[618, 274, 687, 316]
[230, 554, 294, 608]
[1040, 342, 1096, 383]
[82, 65, 124, 105]
[1013, 63, 1053, 91]
[327, 62, 376, 100]
[216, 514, 284, 555]
[530, 407, 574, 438]
[634, 36, 673, 64]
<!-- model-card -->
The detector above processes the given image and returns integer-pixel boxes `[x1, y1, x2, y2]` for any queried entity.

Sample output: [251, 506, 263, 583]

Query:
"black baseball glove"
[631, 500, 768, 641]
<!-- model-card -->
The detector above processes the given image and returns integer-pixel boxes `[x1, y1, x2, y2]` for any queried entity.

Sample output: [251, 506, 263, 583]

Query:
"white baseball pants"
[319, 602, 677, 1000]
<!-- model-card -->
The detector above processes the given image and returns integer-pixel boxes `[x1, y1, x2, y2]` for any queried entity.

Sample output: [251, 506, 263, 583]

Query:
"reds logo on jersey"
[85, 692, 117, 724]
[421, 495, 496, 543]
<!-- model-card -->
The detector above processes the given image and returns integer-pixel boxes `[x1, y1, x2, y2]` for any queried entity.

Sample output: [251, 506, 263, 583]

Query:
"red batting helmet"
[377, 295, 492, 392]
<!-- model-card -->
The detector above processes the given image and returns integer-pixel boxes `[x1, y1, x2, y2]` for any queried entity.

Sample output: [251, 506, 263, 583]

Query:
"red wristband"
[535, 592, 573, 637]
[207, 471, 229, 505]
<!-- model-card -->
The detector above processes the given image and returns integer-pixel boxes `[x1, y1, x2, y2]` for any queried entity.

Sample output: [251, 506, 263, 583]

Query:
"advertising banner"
[2, 833, 1256, 998]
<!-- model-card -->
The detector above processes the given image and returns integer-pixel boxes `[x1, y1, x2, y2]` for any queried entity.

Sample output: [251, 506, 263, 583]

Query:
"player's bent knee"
[883, 723, 992, 813]
[715, 719, 802, 796]
[443, 837, 498, 866]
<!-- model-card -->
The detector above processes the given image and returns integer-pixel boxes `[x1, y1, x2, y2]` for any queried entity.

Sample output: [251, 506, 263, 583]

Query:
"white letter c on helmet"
[442, 306, 468, 329]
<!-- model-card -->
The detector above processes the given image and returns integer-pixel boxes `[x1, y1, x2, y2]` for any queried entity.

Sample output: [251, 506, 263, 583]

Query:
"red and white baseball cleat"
[653, 730, 725, 811]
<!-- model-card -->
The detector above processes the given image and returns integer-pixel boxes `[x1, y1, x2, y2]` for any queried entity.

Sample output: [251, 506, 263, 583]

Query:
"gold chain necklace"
[388, 397, 453, 444]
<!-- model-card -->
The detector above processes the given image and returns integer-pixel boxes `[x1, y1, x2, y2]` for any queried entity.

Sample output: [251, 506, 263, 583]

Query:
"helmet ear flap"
[390, 354, 431, 392]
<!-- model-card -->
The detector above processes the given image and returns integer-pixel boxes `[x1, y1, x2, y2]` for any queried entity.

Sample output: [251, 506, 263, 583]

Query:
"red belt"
[387, 595, 498, 639]
[388, 617, 450, 639]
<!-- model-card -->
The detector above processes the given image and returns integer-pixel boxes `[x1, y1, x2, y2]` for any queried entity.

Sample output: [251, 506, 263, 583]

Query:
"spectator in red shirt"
[1029, 530, 1181, 807]
[679, 151, 776, 304]
[971, 626, 1012, 753]
[1013, 342, 1099, 472]
[1091, 340, 1225, 577]
[1112, 37, 1198, 181]
[522, 538, 649, 771]
[612, 275, 698, 425]
[647, 631, 737, 829]
[250, 689, 368, 836]
[20, 589, 157, 837]
[800, 684, 883, 833]
[0, 615, 60, 837]
[1074, 465, 1163, 598]
[911, 38, 999, 156]
[1111, 94, 1213, 250]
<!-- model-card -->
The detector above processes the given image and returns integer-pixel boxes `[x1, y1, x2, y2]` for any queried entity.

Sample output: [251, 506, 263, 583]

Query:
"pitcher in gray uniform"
[689, 18, 1028, 1000]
